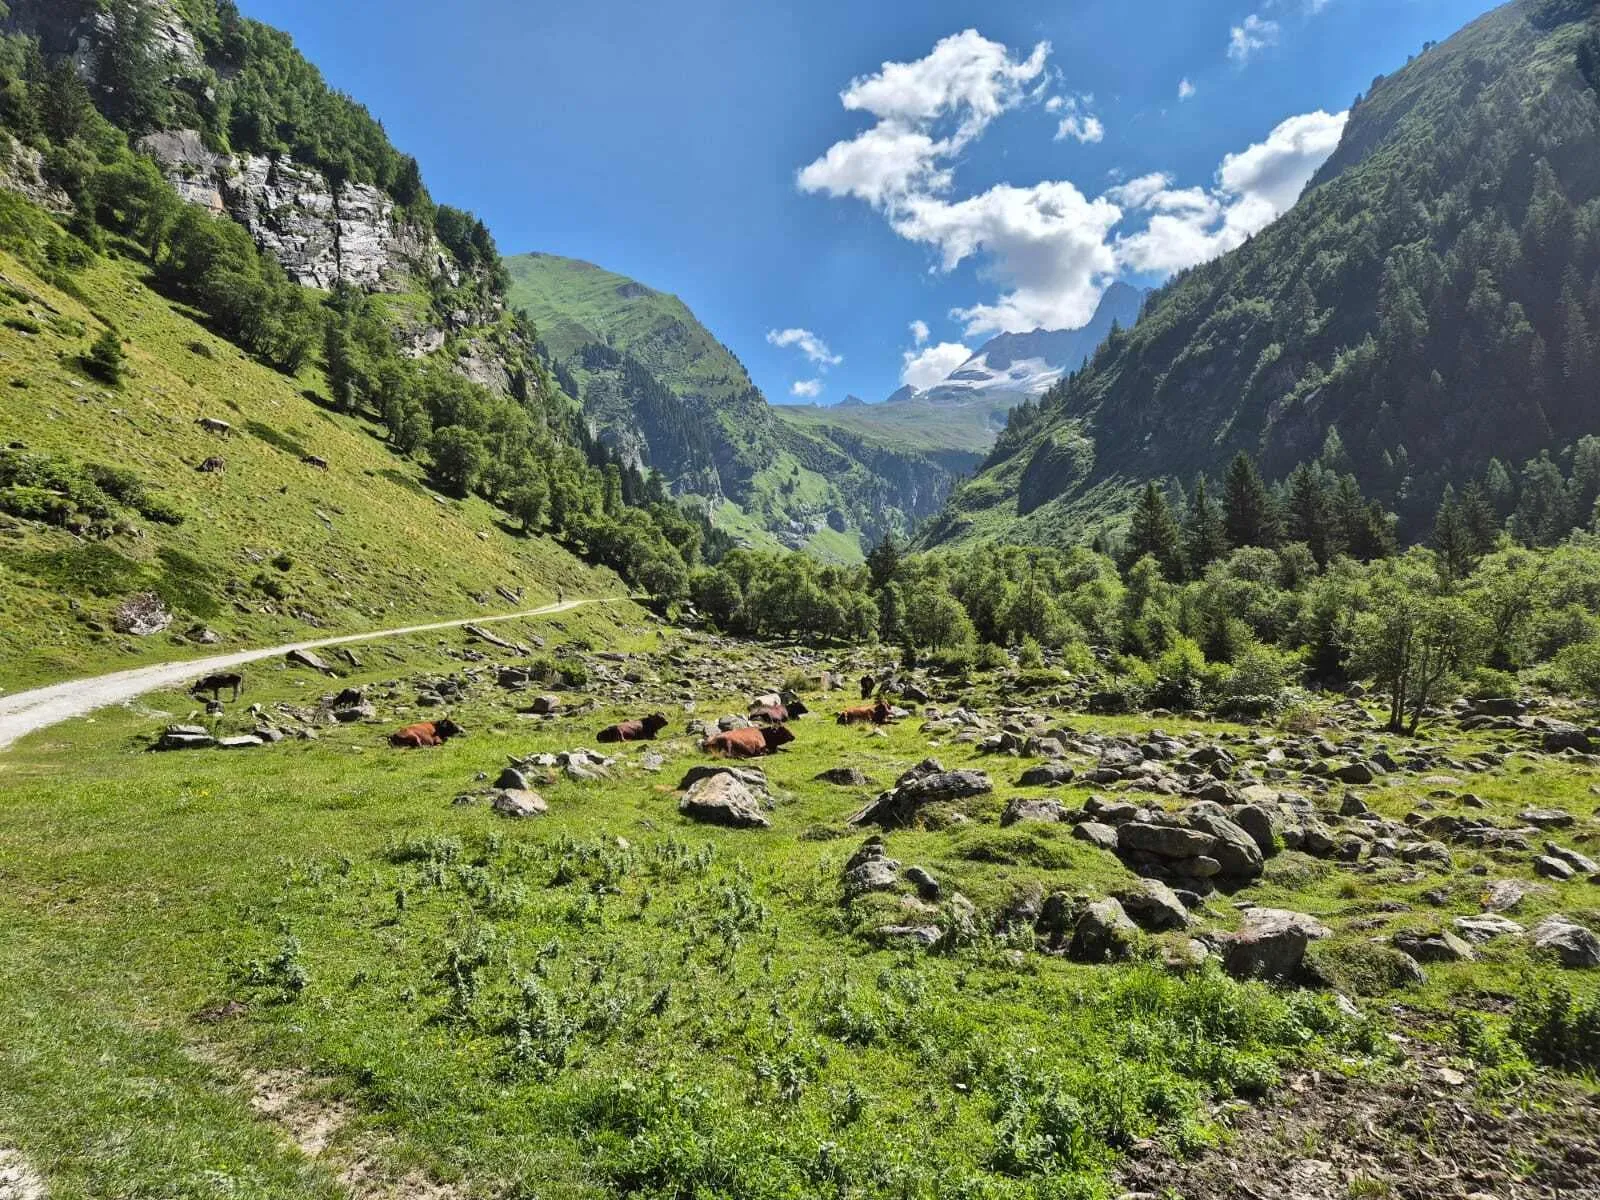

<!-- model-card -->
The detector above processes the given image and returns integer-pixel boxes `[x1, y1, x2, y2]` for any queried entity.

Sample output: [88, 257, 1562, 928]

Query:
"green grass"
[0, 249, 622, 691]
[5, 623, 1597, 1197]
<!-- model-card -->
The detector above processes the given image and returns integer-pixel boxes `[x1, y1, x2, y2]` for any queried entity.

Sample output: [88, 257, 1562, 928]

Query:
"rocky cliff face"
[137, 130, 443, 293]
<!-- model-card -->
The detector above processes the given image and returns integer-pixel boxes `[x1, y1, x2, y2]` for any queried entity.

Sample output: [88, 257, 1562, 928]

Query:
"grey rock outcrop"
[679, 772, 770, 829]
[1220, 908, 1331, 981]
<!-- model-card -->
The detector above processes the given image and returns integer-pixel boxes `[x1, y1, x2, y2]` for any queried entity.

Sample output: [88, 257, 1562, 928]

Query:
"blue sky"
[240, 0, 1495, 405]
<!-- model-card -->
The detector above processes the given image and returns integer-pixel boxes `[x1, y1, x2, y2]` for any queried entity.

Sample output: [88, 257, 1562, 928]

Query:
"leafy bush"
[1511, 987, 1600, 1071]
[1554, 640, 1600, 704]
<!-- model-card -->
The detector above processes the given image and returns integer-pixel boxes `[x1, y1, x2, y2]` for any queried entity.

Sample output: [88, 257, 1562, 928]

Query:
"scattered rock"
[1018, 762, 1076, 787]
[1530, 915, 1600, 968]
[490, 789, 547, 818]
[679, 772, 770, 829]
[1072, 821, 1120, 852]
[904, 865, 941, 901]
[1452, 914, 1525, 944]
[1220, 908, 1331, 981]
[1393, 930, 1476, 963]
[1000, 798, 1068, 827]
[1116, 880, 1190, 932]
[815, 766, 870, 786]
[1070, 898, 1138, 963]
[113, 591, 172, 636]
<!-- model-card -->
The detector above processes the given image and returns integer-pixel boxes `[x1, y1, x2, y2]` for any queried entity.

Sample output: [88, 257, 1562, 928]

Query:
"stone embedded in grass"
[1017, 762, 1075, 788]
[1542, 727, 1594, 754]
[679, 764, 767, 794]
[153, 725, 216, 751]
[1393, 929, 1476, 963]
[1069, 898, 1138, 963]
[1482, 878, 1549, 912]
[848, 760, 992, 829]
[679, 772, 770, 829]
[490, 788, 547, 818]
[904, 865, 941, 901]
[1534, 855, 1577, 881]
[1115, 879, 1190, 932]
[814, 766, 869, 787]
[1219, 907, 1331, 982]
[1545, 842, 1599, 874]
[1071, 821, 1119, 852]
[1000, 798, 1068, 827]
[1452, 914, 1525, 943]
[216, 735, 265, 749]
[1519, 807, 1576, 829]
[1529, 915, 1600, 968]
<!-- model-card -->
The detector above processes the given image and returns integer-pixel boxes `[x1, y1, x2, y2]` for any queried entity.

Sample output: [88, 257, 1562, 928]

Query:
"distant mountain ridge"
[920, 282, 1147, 406]
[504, 252, 972, 555]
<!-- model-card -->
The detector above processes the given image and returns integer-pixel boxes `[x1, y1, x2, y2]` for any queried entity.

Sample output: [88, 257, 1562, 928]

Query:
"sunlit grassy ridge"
[0, 246, 621, 691]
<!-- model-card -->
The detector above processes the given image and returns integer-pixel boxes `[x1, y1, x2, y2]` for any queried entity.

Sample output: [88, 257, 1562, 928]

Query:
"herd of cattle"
[379, 691, 897, 758]
[189, 665, 900, 759]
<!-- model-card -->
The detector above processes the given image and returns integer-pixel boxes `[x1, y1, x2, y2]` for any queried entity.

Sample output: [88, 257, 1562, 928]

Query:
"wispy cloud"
[766, 327, 842, 367]
[1178, 77, 1196, 100]
[1228, 14, 1279, 63]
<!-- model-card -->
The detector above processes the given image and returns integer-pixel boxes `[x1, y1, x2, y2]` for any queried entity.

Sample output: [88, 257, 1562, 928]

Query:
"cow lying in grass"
[389, 718, 464, 748]
[703, 725, 795, 758]
[597, 713, 670, 743]
[837, 700, 891, 726]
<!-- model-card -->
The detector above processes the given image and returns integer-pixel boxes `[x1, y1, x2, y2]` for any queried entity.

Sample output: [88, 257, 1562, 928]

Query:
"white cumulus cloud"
[1178, 77, 1196, 100]
[766, 327, 843, 367]
[1228, 14, 1279, 63]
[1114, 108, 1347, 274]
[909, 319, 930, 345]
[790, 378, 824, 398]
[797, 30, 1049, 207]
[892, 181, 1123, 336]
[901, 341, 972, 390]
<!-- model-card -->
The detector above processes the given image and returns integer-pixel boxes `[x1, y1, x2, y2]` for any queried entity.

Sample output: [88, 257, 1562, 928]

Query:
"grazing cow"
[196, 417, 232, 437]
[837, 700, 892, 726]
[703, 725, 795, 758]
[191, 671, 243, 701]
[749, 700, 808, 724]
[302, 454, 329, 470]
[389, 718, 464, 748]
[197, 456, 226, 474]
[596, 713, 670, 743]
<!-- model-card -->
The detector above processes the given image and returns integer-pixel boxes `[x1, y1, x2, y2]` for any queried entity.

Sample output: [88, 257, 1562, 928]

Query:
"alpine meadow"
[4, 1, 1600, 1198]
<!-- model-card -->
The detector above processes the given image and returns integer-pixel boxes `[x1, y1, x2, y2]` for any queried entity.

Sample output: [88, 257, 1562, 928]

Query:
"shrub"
[1553, 640, 1600, 704]
[1511, 987, 1600, 1071]
[84, 328, 126, 384]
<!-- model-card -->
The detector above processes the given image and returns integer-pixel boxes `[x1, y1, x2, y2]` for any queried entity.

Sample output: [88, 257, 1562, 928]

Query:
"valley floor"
[0, 607, 1597, 1198]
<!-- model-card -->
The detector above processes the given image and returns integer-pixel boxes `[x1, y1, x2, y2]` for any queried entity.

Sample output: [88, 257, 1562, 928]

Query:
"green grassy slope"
[922, 0, 1600, 552]
[505, 253, 756, 408]
[1, 624, 1597, 1196]
[0, 247, 622, 691]
[776, 398, 998, 462]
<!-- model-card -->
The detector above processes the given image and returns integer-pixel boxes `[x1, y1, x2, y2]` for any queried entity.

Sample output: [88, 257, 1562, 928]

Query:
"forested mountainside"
[920, 0, 1600, 552]
[0, 0, 747, 629]
[505, 252, 970, 555]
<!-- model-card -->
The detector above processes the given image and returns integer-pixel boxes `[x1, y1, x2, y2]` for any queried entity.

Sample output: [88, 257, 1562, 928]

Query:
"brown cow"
[597, 713, 670, 743]
[837, 700, 892, 726]
[703, 725, 795, 758]
[389, 718, 464, 748]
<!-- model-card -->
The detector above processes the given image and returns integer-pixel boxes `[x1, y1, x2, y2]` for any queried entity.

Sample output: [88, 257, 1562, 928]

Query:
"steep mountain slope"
[0, 243, 618, 689]
[921, 282, 1146, 406]
[921, 0, 1600, 551]
[505, 252, 968, 555]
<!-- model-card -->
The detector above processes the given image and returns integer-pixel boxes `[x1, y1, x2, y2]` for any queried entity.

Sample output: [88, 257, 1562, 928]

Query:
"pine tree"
[84, 328, 125, 385]
[1459, 482, 1500, 555]
[1183, 475, 1227, 576]
[1286, 464, 1337, 565]
[1222, 452, 1278, 548]
[1433, 485, 1475, 580]
[1124, 482, 1185, 580]
[866, 533, 901, 591]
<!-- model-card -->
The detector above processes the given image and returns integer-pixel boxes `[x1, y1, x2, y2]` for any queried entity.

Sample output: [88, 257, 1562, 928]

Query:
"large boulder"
[849, 760, 992, 828]
[491, 788, 547, 819]
[1118, 822, 1216, 860]
[1000, 798, 1068, 827]
[1116, 880, 1190, 932]
[1071, 821, 1120, 852]
[1018, 763, 1076, 787]
[1220, 908, 1331, 981]
[843, 838, 900, 897]
[1069, 898, 1138, 963]
[679, 773, 770, 829]
[1530, 915, 1600, 968]
[1452, 914, 1525, 944]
